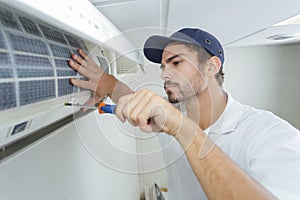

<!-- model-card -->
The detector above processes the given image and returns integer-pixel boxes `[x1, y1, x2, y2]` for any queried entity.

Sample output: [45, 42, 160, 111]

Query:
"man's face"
[161, 42, 208, 103]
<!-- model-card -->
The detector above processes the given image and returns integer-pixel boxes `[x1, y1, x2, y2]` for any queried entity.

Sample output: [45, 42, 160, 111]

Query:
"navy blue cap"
[143, 28, 224, 65]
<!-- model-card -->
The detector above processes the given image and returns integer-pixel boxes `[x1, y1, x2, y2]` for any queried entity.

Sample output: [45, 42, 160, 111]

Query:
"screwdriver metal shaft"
[64, 102, 116, 114]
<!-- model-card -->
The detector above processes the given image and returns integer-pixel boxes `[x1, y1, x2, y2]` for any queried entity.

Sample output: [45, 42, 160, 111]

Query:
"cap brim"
[143, 35, 173, 63]
[143, 35, 197, 64]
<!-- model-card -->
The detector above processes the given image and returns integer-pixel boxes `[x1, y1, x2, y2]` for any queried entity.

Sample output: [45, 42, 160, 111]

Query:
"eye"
[173, 60, 182, 66]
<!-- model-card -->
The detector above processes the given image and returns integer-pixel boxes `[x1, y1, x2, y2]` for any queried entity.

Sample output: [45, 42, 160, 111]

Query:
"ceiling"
[89, 0, 300, 49]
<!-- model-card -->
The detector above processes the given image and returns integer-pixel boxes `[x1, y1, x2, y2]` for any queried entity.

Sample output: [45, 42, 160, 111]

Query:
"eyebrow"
[160, 53, 184, 69]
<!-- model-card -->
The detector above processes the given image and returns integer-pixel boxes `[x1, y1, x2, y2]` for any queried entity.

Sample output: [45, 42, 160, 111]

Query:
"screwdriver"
[64, 102, 152, 124]
[64, 102, 116, 114]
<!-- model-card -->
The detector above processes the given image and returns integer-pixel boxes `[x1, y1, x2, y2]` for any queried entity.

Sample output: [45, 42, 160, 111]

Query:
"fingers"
[68, 49, 102, 87]
[68, 60, 91, 78]
[70, 53, 99, 75]
[116, 91, 154, 126]
[70, 49, 96, 71]
[71, 50, 87, 67]
[77, 49, 87, 60]
[116, 90, 160, 133]
[127, 91, 154, 125]
[70, 78, 95, 91]
[77, 49, 93, 63]
[69, 49, 104, 77]
[115, 89, 183, 134]
[68, 49, 115, 112]
[115, 94, 130, 123]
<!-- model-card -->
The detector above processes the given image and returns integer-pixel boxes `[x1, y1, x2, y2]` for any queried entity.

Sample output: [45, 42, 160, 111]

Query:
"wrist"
[106, 74, 118, 98]
[174, 116, 205, 150]
[108, 76, 134, 103]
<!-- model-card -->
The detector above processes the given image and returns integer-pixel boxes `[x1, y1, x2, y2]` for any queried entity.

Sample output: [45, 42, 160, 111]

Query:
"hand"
[68, 49, 117, 107]
[115, 89, 182, 135]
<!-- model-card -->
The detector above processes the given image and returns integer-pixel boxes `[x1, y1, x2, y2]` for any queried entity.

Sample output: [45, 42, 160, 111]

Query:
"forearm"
[105, 75, 134, 103]
[175, 117, 275, 200]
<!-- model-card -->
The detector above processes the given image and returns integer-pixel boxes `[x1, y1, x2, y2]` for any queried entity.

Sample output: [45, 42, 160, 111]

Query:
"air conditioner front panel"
[0, 3, 95, 147]
[0, 1, 142, 149]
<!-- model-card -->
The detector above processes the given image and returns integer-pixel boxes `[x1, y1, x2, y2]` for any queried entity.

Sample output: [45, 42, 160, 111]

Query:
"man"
[69, 28, 300, 199]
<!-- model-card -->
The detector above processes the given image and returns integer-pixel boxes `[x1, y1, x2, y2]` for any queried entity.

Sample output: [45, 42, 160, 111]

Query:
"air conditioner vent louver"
[0, 82, 16, 110]
[0, 7, 21, 30]
[39, 24, 68, 45]
[116, 55, 139, 74]
[18, 16, 42, 37]
[0, 31, 6, 48]
[0, 52, 11, 65]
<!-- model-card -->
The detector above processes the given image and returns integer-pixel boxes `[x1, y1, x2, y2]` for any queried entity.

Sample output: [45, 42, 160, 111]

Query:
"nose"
[160, 66, 173, 81]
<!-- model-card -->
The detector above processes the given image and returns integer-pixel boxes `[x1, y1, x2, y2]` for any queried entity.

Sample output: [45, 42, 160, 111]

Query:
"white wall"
[0, 112, 140, 200]
[224, 43, 300, 129]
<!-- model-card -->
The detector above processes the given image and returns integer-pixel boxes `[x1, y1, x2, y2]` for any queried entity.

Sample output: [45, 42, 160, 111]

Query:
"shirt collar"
[204, 93, 244, 135]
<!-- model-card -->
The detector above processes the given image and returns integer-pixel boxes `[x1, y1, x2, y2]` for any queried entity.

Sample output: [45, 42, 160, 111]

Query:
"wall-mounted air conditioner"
[0, 0, 142, 152]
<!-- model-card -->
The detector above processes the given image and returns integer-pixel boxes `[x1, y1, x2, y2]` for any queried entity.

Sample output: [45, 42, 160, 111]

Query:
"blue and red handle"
[98, 102, 151, 124]
[98, 102, 116, 114]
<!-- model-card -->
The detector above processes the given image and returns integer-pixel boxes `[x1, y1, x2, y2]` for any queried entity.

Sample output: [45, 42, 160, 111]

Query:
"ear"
[206, 56, 222, 77]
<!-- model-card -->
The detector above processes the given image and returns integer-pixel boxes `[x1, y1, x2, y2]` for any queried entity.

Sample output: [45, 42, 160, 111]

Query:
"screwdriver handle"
[98, 102, 116, 114]
[97, 102, 151, 124]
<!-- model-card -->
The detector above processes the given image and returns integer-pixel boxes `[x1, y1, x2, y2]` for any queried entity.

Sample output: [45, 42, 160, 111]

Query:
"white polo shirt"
[158, 94, 300, 200]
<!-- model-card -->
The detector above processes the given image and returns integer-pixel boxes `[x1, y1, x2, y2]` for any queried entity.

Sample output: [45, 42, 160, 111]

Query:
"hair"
[183, 43, 225, 86]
